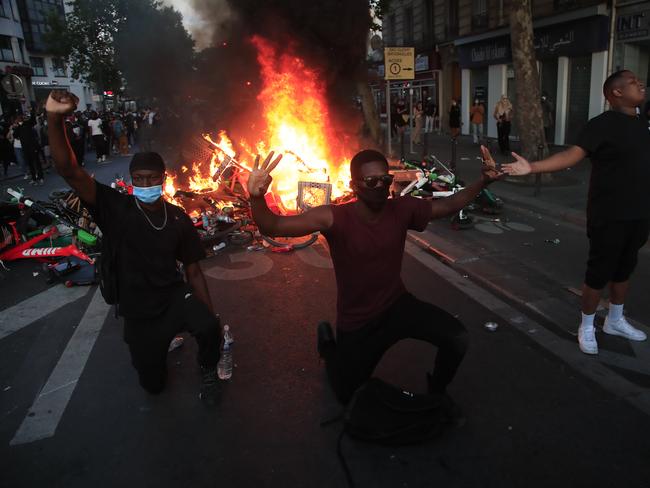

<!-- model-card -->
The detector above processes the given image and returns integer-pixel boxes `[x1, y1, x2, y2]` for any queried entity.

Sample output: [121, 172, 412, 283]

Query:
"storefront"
[614, 3, 650, 106]
[455, 12, 610, 145]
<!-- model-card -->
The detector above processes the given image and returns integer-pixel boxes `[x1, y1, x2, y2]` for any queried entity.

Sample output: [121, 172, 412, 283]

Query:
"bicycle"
[0, 189, 98, 282]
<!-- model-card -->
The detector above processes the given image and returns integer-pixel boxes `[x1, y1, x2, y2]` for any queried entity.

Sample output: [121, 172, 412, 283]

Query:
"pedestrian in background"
[494, 95, 513, 154]
[88, 112, 107, 163]
[541, 93, 555, 144]
[413, 101, 424, 145]
[449, 99, 461, 139]
[424, 97, 436, 133]
[470, 99, 485, 144]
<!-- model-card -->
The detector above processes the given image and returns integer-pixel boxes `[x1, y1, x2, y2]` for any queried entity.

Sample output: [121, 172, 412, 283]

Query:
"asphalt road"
[2, 138, 650, 487]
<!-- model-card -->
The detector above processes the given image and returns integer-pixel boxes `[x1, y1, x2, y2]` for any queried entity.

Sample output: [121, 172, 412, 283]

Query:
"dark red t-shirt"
[322, 196, 431, 331]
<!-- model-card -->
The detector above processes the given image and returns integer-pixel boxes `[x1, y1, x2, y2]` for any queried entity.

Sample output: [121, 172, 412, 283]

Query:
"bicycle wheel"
[228, 230, 254, 246]
[262, 233, 319, 249]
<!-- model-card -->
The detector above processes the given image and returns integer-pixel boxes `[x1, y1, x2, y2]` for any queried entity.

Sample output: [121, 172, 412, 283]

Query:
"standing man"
[248, 147, 502, 411]
[46, 90, 222, 406]
[501, 70, 648, 354]
[470, 99, 485, 144]
[88, 112, 107, 163]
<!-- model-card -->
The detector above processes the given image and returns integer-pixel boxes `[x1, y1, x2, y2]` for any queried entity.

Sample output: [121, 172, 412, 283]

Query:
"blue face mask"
[132, 184, 163, 204]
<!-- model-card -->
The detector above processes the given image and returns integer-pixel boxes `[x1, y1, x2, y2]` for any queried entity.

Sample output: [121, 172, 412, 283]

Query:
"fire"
[166, 36, 353, 211]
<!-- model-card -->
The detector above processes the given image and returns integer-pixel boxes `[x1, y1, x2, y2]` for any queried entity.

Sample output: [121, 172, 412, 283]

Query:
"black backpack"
[344, 378, 445, 445]
[324, 378, 446, 487]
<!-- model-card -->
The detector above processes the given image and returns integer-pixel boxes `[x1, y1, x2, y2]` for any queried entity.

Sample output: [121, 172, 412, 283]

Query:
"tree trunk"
[357, 80, 382, 145]
[509, 0, 546, 162]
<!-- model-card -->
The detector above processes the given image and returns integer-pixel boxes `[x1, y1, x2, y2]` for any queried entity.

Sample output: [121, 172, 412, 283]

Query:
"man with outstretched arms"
[501, 70, 649, 355]
[248, 147, 502, 413]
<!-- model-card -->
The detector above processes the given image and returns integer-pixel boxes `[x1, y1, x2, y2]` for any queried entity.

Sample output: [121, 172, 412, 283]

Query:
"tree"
[45, 0, 125, 92]
[509, 0, 546, 161]
[45, 0, 194, 102]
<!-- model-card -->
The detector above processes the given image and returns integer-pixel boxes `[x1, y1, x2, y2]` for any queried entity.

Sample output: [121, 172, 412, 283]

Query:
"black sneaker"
[317, 321, 336, 359]
[199, 366, 221, 407]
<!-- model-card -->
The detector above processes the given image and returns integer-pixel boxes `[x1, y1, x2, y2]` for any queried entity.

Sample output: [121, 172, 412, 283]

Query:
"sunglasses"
[357, 174, 394, 188]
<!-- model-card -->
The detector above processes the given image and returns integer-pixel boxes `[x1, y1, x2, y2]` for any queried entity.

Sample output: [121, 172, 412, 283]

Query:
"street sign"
[1, 74, 24, 96]
[384, 47, 415, 80]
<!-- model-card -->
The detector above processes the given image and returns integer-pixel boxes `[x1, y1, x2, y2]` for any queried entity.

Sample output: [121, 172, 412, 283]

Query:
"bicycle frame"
[0, 223, 94, 264]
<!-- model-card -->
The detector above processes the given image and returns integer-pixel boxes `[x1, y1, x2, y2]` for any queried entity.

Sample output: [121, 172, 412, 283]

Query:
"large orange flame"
[166, 36, 353, 211]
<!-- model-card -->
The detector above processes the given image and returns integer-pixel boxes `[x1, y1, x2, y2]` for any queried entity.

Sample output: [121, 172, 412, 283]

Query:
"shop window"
[0, 35, 14, 62]
[52, 57, 66, 77]
[30, 56, 46, 76]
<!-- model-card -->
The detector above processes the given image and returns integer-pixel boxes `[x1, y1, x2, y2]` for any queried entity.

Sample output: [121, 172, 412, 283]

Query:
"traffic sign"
[384, 47, 415, 80]
[1, 74, 24, 96]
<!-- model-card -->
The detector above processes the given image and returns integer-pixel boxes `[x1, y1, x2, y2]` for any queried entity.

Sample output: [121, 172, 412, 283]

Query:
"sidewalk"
[395, 131, 591, 227]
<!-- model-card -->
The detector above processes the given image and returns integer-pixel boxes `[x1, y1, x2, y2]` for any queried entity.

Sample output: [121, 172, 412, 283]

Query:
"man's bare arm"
[46, 90, 96, 205]
[502, 145, 586, 176]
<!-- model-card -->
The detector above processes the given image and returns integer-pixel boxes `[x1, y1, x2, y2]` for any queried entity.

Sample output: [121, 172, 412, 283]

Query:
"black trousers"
[497, 121, 511, 153]
[25, 149, 42, 180]
[325, 293, 469, 405]
[93, 135, 107, 158]
[124, 287, 221, 394]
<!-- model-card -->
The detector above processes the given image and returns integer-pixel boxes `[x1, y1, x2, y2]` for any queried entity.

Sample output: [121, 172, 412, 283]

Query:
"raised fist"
[45, 89, 79, 116]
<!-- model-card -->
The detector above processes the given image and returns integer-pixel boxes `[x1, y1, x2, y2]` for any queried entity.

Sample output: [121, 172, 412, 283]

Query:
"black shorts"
[585, 219, 649, 290]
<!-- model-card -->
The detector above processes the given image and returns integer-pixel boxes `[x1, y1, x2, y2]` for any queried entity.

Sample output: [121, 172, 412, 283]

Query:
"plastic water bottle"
[217, 325, 234, 380]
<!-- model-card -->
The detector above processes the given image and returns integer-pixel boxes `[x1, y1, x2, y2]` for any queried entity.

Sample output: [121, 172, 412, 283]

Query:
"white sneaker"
[23, 174, 30, 180]
[603, 316, 647, 341]
[578, 326, 598, 355]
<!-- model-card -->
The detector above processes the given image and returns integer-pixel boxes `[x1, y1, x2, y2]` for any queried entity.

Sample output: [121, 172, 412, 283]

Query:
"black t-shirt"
[89, 181, 205, 318]
[576, 110, 650, 223]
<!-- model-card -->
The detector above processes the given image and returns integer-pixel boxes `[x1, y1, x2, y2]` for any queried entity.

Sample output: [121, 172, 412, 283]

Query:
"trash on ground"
[484, 321, 499, 332]
[212, 242, 226, 252]
[32, 272, 39, 277]
[168, 336, 185, 352]
[544, 238, 560, 245]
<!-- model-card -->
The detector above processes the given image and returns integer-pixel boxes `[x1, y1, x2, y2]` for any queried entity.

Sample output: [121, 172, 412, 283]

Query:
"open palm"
[501, 151, 532, 176]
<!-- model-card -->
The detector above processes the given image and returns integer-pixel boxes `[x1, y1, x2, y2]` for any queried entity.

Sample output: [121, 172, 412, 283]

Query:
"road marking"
[10, 288, 110, 445]
[404, 241, 650, 416]
[0, 285, 89, 340]
[295, 244, 333, 269]
[204, 252, 274, 281]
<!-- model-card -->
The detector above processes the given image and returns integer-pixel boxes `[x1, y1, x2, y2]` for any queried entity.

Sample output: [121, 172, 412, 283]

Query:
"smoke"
[187, 0, 373, 141]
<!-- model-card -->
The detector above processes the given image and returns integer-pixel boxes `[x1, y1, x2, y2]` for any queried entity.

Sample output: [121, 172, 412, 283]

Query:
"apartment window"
[0, 1, 7, 18]
[52, 57, 66, 77]
[30, 56, 45, 76]
[472, 0, 488, 29]
[17, 38, 25, 63]
[0, 36, 14, 61]
[404, 7, 414, 46]
[423, 0, 434, 43]
[447, 0, 459, 37]
[388, 13, 396, 45]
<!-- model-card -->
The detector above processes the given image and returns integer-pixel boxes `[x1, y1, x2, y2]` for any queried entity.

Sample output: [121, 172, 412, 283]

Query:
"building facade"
[379, 0, 646, 146]
[0, 0, 97, 116]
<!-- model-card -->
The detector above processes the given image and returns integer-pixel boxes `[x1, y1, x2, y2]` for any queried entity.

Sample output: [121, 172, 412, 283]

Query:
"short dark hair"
[350, 149, 388, 180]
[603, 70, 630, 99]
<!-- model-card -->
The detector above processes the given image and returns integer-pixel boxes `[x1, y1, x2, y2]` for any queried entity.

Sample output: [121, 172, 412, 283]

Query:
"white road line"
[10, 288, 110, 445]
[0, 285, 89, 340]
[404, 241, 650, 416]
